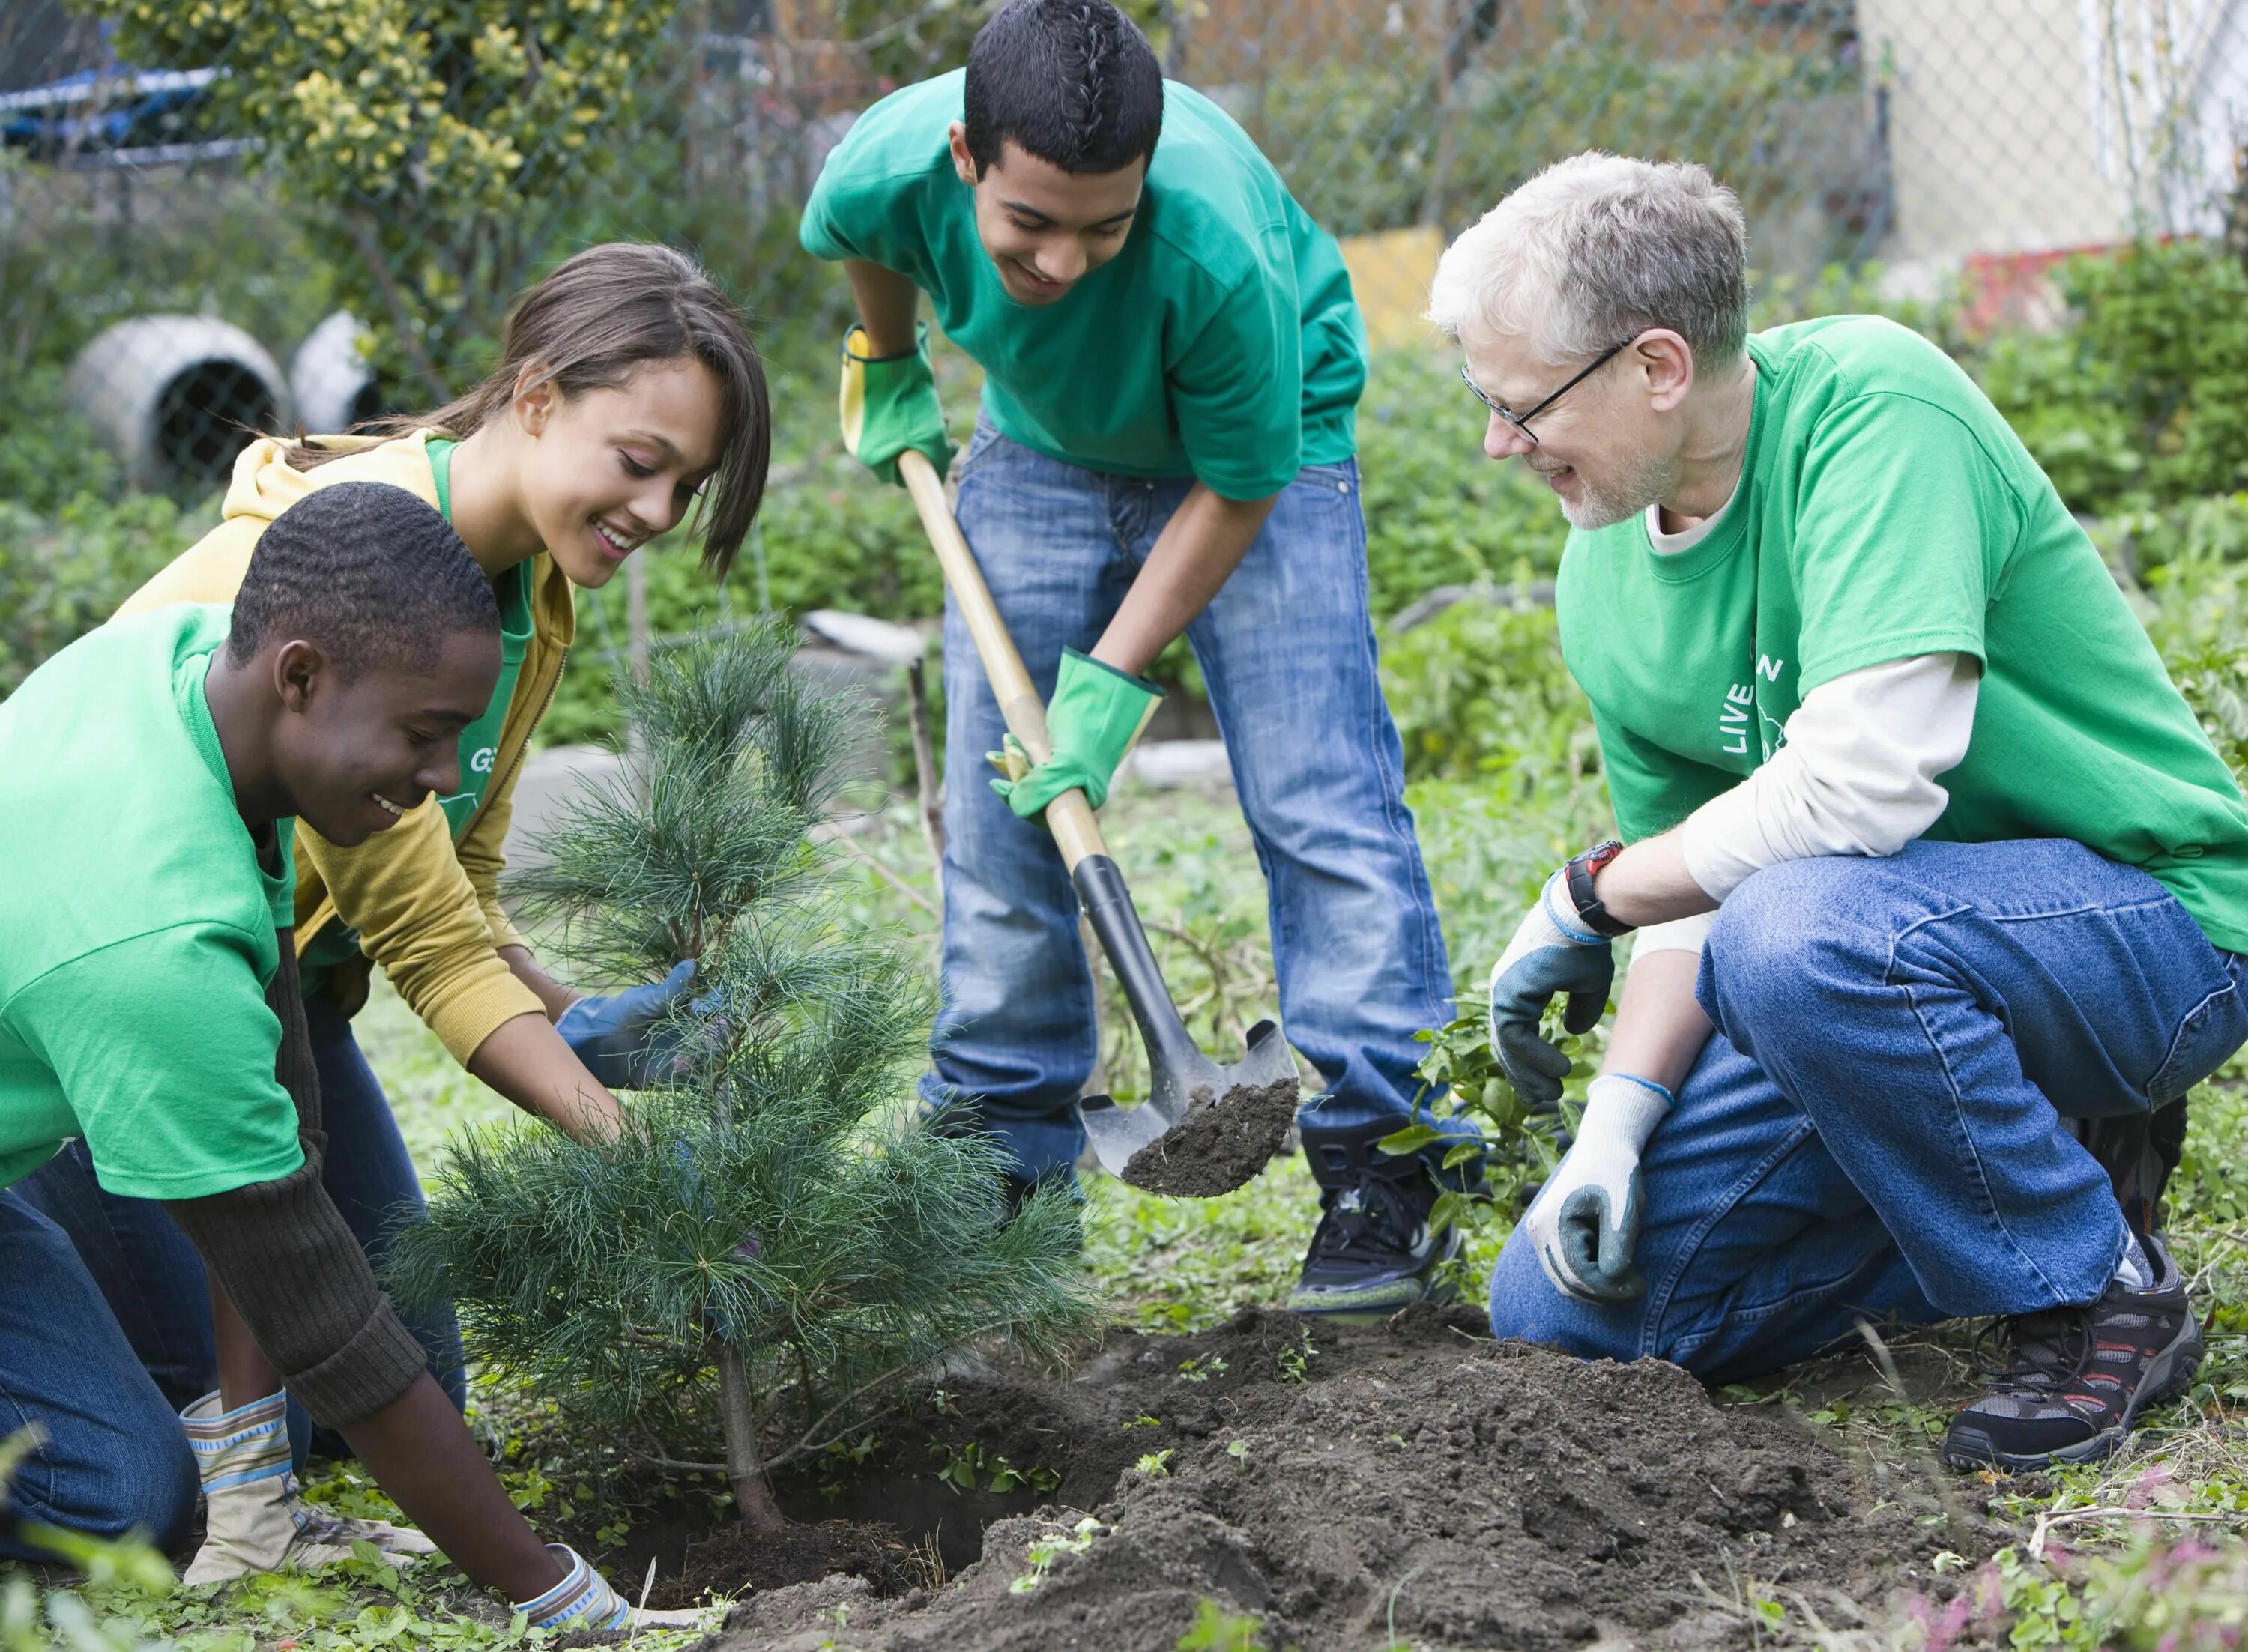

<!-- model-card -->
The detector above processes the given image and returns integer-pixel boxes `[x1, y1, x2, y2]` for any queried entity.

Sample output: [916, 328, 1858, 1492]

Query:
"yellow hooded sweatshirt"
[116, 430, 570, 1065]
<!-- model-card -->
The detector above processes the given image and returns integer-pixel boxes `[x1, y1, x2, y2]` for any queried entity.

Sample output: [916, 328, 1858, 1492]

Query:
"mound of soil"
[571, 1308, 1986, 1651]
[1120, 1077, 1302, 1196]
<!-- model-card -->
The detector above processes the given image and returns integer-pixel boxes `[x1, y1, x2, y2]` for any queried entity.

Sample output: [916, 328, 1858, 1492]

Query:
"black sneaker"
[1942, 1233, 2204, 1472]
[1287, 1122, 1466, 1322]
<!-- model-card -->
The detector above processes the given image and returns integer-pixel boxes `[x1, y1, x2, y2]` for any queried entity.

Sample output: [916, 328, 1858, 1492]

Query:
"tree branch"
[832, 829, 937, 916]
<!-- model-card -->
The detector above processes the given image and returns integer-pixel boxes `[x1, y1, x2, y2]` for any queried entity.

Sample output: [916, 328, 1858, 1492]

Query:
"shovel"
[852, 420, 1299, 1194]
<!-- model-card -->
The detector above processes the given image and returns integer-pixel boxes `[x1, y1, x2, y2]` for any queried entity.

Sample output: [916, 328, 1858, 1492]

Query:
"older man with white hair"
[1435, 151, 2248, 1471]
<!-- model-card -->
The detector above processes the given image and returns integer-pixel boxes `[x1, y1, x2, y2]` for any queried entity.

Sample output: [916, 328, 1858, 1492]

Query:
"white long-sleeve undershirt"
[1625, 655, 1979, 969]
[1684, 651, 1980, 894]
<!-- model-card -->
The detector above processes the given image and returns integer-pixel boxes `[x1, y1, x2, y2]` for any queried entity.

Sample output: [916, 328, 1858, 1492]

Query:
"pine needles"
[388, 626, 1100, 1529]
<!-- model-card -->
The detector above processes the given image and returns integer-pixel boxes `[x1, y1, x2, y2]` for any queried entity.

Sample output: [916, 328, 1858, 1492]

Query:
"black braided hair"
[227, 481, 500, 680]
[963, 0, 1164, 176]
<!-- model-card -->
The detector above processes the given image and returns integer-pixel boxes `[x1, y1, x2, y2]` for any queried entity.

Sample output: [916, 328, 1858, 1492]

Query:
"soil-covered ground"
[561, 1307, 1991, 1651]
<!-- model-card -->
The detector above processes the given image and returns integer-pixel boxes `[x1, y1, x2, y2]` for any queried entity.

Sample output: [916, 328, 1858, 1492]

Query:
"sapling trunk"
[716, 1338, 788, 1534]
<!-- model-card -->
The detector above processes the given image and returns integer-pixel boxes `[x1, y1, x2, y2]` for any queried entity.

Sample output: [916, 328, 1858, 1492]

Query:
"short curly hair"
[227, 482, 499, 680]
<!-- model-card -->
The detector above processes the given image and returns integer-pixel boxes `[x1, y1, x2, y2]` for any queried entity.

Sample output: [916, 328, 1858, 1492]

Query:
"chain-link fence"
[7, 1, 2248, 506]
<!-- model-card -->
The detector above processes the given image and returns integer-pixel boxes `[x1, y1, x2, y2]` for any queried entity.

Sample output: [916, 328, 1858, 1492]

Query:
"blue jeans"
[10, 993, 465, 1469]
[1488, 839, 2248, 1384]
[923, 420, 1455, 1181]
[0, 1189, 197, 1560]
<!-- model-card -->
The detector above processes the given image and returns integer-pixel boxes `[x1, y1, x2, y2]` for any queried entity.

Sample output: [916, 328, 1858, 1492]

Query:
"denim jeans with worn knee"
[1488, 839, 2248, 1384]
[11, 993, 465, 1469]
[921, 417, 1459, 1181]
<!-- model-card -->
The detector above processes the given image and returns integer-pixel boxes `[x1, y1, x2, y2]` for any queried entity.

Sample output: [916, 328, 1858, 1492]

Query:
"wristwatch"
[1563, 839, 1633, 938]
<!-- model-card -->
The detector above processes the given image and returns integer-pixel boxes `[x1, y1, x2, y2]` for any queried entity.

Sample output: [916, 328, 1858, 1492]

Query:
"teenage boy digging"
[802, 0, 1473, 1316]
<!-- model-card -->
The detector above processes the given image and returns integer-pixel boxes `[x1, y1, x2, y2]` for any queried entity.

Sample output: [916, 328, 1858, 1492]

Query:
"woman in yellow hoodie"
[16, 242, 771, 1504]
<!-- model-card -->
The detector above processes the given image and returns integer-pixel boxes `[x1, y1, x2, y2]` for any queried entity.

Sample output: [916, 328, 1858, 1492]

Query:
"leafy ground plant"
[388, 626, 1099, 1533]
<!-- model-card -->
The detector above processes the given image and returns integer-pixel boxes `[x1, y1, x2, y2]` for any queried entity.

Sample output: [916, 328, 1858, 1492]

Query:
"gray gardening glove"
[1521, 1074, 1673, 1304]
[180, 1390, 435, 1585]
[513, 1542, 710, 1631]
[1486, 868, 1615, 1108]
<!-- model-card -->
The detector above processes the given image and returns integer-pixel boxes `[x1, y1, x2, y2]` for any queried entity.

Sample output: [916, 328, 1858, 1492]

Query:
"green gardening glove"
[838, 322, 957, 486]
[991, 649, 1164, 821]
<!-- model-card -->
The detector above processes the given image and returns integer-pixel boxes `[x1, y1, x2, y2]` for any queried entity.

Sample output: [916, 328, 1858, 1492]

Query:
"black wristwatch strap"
[1564, 839, 1634, 938]
[844, 321, 928, 365]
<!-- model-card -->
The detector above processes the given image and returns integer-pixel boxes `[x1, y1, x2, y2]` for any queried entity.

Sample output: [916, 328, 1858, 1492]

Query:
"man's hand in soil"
[1487, 868, 1616, 1108]
[839, 321, 955, 485]
[991, 648, 1164, 820]
[555, 959, 701, 1090]
[1525, 1074, 1673, 1303]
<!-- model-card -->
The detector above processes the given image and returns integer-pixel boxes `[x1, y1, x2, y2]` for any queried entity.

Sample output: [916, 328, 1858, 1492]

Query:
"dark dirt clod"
[1118, 1077, 1300, 1196]
[643, 1519, 916, 1610]
[678, 1307, 1987, 1652]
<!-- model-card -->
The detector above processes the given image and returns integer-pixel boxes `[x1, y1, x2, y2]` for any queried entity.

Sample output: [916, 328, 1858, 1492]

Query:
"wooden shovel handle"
[897, 449, 1108, 873]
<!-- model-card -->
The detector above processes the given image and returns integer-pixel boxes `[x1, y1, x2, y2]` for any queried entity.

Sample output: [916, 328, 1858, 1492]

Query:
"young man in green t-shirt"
[801, 0, 1473, 1316]
[1433, 154, 2248, 1471]
[0, 483, 687, 1631]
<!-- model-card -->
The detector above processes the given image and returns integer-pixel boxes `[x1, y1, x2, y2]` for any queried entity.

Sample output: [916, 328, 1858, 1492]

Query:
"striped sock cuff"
[515, 1543, 627, 1631]
[180, 1389, 293, 1492]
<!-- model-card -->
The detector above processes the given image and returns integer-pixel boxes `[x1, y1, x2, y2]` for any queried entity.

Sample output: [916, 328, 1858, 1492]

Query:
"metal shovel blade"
[1081, 1017, 1301, 1194]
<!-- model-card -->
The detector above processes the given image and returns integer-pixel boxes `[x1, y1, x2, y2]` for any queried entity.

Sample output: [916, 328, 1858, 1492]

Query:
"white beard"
[1557, 447, 1682, 532]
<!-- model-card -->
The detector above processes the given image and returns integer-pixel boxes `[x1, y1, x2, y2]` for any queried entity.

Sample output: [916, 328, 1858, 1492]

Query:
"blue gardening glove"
[556, 960, 699, 1090]
[1522, 1074, 1673, 1303]
[989, 648, 1164, 821]
[1486, 868, 1614, 1109]
[513, 1543, 708, 1632]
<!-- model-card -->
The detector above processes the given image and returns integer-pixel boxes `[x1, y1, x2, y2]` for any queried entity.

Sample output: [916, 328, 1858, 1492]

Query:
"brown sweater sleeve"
[163, 922, 429, 1428]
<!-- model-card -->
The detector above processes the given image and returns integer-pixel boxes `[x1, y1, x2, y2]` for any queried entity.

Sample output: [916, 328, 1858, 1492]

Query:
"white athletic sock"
[2113, 1222, 2155, 1292]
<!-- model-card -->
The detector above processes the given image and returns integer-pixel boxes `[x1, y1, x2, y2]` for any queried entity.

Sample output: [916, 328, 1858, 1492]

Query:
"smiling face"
[268, 629, 502, 847]
[513, 357, 726, 587]
[1459, 322, 1687, 531]
[949, 127, 1145, 306]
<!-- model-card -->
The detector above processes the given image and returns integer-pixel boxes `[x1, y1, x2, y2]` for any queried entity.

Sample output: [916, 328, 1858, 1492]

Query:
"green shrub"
[2127, 494, 2248, 786]
[1978, 240, 2248, 513]
[0, 368, 121, 519]
[1977, 324, 2144, 514]
[0, 495, 208, 699]
[1380, 595, 1595, 787]
[1357, 354, 1568, 615]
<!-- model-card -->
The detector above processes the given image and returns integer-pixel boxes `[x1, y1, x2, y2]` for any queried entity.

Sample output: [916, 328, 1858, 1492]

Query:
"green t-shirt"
[800, 69, 1366, 500]
[1557, 314, 2248, 954]
[0, 604, 306, 1197]
[300, 438, 532, 986]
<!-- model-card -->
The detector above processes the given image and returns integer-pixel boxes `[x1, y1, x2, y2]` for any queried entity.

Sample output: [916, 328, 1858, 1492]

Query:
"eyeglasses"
[1460, 336, 1637, 447]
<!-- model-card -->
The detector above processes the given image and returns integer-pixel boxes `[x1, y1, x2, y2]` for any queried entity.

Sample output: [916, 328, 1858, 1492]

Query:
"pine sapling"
[389, 626, 1098, 1531]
